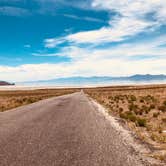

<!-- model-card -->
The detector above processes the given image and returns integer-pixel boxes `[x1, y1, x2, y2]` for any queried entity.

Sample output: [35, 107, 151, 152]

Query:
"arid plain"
[0, 84, 166, 163]
[85, 84, 166, 161]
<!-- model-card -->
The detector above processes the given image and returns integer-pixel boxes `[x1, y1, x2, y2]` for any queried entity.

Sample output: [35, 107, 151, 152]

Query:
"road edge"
[87, 95, 164, 166]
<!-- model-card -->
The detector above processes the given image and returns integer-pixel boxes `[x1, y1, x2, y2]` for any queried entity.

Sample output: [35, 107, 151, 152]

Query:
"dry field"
[0, 88, 78, 112]
[85, 85, 166, 161]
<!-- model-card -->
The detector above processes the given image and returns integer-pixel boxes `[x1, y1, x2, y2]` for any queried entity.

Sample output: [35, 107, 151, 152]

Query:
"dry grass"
[85, 84, 166, 161]
[0, 88, 79, 112]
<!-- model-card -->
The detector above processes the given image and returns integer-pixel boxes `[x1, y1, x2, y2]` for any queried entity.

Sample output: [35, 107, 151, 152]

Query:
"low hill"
[0, 81, 14, 86]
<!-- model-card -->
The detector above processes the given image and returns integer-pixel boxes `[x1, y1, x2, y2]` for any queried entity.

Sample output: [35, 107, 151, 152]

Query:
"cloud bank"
[0, 0, 166, 82]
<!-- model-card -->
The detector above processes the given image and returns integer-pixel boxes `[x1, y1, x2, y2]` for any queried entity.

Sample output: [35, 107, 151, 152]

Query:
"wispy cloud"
[32, 52, 66, 57]
[4, 35, 165, 82]
[0, 6, 31, 16]
[63, 14, 105, 23]
[44, 38, 66, 48]
[24, 44, 31, 48]
[35, 0, 92, 10]
[44, 0, 166, 45]
[1, 0, 166, 81]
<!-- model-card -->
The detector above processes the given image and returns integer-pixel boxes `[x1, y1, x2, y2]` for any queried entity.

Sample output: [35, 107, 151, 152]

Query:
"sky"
[0, 0, 166, 82]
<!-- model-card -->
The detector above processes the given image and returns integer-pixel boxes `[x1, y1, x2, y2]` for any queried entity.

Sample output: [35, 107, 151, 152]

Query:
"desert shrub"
[149, 104, 155, 109]
[132, 108, 140, 115]
[158, 129, 162, 134]
[162, 118, 166, 123]
[128, 114, 137, 122]
[119, 107, 123, 113]
[108, 96, 113, 100]
[147, 95, 155, 102]
[153, 112, 160, 118]
[109, 101, 114, 104]
[100, 100, 105, 104]
[114, 95, 120, 102]
[140, 98, 144, 103]
[120, 112, 127, 119]
[22, 97, 27, 102]
[151, 133, 157, 141]
[141, 95, 156, 104]
[137, 118, 147, 127]
[120, 111, 137, 122]
[138, 111, 143, 115]
[26, 98, 37, 104]
[0, 105, 5, 111]
[141, 105, 151, 114]
[158, 105, 166, 112]
[128, 104, 138, 112]
[15, 99, 24, 104]
[130, 95, 137, 102]
[163, 100, 166, 106]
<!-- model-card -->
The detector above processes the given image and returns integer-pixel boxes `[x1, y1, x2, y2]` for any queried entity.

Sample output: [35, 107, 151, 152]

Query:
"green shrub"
[120, 112, 127, 119]
[141, 105, 151, 114]
[120, 111, 137, 122]
[130, 95, 137, 102]
[128, 114, 137, 122]
[128, 104, 138, 112]
[137, 118, 146, 127]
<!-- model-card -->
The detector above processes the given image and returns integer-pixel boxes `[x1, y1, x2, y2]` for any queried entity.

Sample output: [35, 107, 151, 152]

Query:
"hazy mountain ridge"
[19, 74, 166, 86]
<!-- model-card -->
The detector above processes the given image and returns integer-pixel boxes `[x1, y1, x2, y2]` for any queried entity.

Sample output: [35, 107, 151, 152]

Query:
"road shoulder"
[87, 95, 165, 166]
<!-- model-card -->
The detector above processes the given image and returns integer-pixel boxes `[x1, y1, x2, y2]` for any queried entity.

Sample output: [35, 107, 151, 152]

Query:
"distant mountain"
[0, 81, 14, 86]
[19, 74, 166, 86]
[128, 74, 166, 81]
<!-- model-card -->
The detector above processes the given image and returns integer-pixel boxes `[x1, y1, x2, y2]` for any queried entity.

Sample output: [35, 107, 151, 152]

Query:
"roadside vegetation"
[0, 88, 78, 112]
[85, 85, 166, 161]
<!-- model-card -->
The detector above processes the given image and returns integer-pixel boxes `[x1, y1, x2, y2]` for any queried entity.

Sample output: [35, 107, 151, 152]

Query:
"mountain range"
[18, 74, 166, 86]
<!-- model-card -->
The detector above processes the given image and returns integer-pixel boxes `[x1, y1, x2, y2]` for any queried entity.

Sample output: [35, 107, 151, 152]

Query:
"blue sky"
[0, 0, 166, 82]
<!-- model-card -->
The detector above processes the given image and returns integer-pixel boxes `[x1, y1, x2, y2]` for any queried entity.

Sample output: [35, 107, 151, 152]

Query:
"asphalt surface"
[0, 92, 147, 166]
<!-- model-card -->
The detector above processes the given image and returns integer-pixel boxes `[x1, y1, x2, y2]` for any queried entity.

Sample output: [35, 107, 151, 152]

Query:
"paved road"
[0, 92, 147, 166]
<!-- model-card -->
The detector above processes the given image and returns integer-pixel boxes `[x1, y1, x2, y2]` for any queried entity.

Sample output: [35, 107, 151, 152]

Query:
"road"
[0, 92, 149, 166]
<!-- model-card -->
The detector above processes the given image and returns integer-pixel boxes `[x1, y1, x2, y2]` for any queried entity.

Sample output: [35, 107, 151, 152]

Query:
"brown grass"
[85, 84, 166, 161]
[0, 88, 79, 112]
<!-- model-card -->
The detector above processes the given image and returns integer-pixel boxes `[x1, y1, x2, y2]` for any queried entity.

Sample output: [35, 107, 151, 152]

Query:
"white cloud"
[2, 36, 166, 82]
[63, 14, 105, 23]
[92, 0, 166, 20]
[66, 17, 153, 44]
[1, 56, 166, 82]
[32, 52, 66, 57]
[44, 37, 66, 48]
[1, 0, 166, 81]
[44, 0, 166, 46]
[45, 19, 153, 46]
